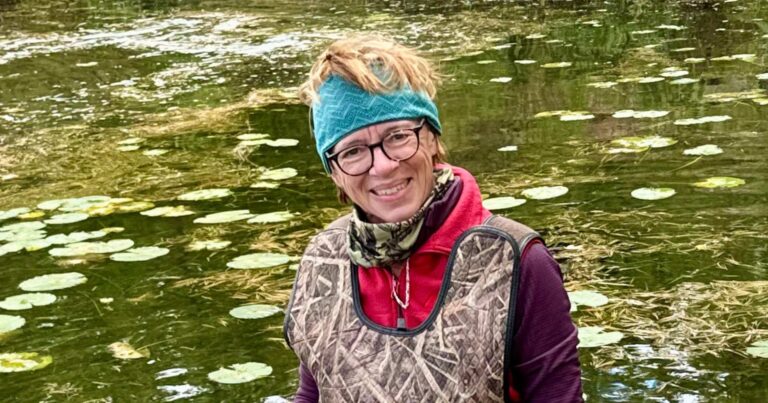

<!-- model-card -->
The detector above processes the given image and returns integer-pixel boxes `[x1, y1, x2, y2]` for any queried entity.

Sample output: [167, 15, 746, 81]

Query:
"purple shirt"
[293, 242, 582, 402]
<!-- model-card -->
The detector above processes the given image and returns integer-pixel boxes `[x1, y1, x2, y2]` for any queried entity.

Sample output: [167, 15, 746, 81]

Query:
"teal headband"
[311, 74, 442, 173]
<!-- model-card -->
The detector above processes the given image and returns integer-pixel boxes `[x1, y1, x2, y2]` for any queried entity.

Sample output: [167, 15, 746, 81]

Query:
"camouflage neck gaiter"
[347, 167, 455, 268]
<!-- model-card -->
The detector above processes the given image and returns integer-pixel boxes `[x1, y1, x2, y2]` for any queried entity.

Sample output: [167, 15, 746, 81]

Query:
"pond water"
[1, 0, 767, 401]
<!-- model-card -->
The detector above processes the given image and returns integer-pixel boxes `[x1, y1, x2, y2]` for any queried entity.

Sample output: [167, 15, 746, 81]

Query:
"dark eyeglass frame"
[325, 118, 427, 176]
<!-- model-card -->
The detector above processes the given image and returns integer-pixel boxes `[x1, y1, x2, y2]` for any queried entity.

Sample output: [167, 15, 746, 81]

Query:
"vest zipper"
[391, 271, 407, 331]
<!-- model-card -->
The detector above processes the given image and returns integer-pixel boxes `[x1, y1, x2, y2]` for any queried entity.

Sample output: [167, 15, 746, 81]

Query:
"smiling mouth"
[371, 179, 411, 196]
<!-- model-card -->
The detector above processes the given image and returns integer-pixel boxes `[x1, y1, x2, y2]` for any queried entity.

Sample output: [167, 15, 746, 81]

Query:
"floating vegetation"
[0, 208, 30, 221]
[227, 253, 291, 269]
[259, 168, 298, 181]
[578, 326, 624, 348]
[187, 239, 231, 251]
[117, 138, 145, 146]
[611, 135, 677, 149]
[140, 206, 195, 217]
[693, 177, 745, 189]
[108, 342, 149, 360]
[746, 341, 768, 358]
[757, 73, 768, 80]
[703, 90, 765, 103]
[497, 145, 518, 152]
[0, 314, 25, 334]
[489, 77, 512, 83]
[521, 186, 569, 200]
[247, 211, 295, 224]
[586, 82, 617, 88]
[229, 304, 282, 320]
[264, 139, 299, 147]
[0, 293, 56, 311]
[670, 77, 698, 85]
[142, 149, 170, 156]
[711, 54, 755, 62]
[50, 239, 134, 257]
[110, 246, 170, 262]
[560, 113, 595, 121]
[568, 290, 609, 312]
[117, 145, 140, 152]
[44, 213, 89, 225]
[659, 69, 688, 78]
[237, 133, 270, 141]
[683, 144, 723, 156]
[19, 211, 45, 220]
[46, 230, 107, 245]
[476, 60, 496, 65]
[0, 353, 52, 373]
[194, 210, 254, 224]
[612, 110, 669, 119]
[638, 76, 665, 83]
[482, 197, 527, 210]
[19, 272, 87, 291]
[207, 362, 272, 384]
[251, 182, 280, 189]
[177, 189, 233, 201]
[514, 60, 537, 65]
[541, 62, 572, 68]
[631, 187, 676, 200]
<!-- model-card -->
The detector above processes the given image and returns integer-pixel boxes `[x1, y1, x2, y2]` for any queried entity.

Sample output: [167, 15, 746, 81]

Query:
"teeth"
[377, 182, 407, 196]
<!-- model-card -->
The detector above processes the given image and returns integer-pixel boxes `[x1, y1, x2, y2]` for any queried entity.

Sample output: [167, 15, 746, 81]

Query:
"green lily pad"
[247, 211, 295, 224]
[693, 177, 745, 188]
[611, 135, 677, 149]
[489, 77, 512, 83]
[142, 149, 169, 156]
[670, 78, 699, 85]
[568, 290, 609, 312]
[631, 187, 676, 200]
[521, 186, 569, 200]
[541, 62, 572, 68]
[683, 144, 723, 156]
[237, 133, 270, 141]
[674, 115, 732, 125]
[259, 168, 297, 181]
[0, 314, 25, 333]
[208, 362, 273, 384]
[638, 76, 665, 83]
[746, 340, 768, 358]
[18, 211, 45, 220]
[606, 147, 649, 154]
[586, 81, 617, 88]
[3, 238, 53, 252]
[534, 110, 568, 118]
[187, 239, 231, 251]
[229, 304, 282, 319]
[514, 60, 537, 65]
[497, 145, 518, 152]
[612, 110, 669, 119]
[0, 293, 57, 311]
[117, 145, 140, 152]
[46, 230, 107, 245]
[250, 182, 280, 189]
[49, 239, 134, 256]
[19, 272, 87, 291]
[264, 139, 299, 147]
[482, 197, 527, 210]
[0, 352, 53, 373]
[0, 229, 47, 243]
[193, 210, 254, 224]
[659, 69, 688, 78]
[1, 221, 46, 233]
[117, 137, 145, 145]
[578, 326, 624, 348]
[140, 206, 195, 217]
[110, 246, 170, 262]
[0, 208, 30, 221]
[227, 253, 291, 269]
[44, 213, 89, 225]
[560, 113, 594, 121]
[42, 196, 111, 213]
[177, 188, 233, 201]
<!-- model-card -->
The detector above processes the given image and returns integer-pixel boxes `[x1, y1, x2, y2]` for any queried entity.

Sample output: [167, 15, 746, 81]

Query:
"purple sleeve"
[293, 363, 319, 403]
[511, 241, 583, 402]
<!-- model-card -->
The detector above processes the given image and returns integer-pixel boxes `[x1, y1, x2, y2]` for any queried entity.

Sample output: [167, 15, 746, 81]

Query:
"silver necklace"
[392, 259, 410, 310]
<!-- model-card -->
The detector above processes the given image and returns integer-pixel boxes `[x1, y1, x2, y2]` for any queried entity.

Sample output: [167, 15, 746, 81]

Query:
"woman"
[284, 35, 581, 402]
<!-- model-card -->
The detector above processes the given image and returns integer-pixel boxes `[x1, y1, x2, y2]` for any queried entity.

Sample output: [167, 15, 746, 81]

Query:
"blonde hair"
[299, 34, 449, 203]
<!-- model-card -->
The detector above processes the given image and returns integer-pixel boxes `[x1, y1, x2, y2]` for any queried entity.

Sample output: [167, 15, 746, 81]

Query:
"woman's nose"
[368, 145, 399, 176]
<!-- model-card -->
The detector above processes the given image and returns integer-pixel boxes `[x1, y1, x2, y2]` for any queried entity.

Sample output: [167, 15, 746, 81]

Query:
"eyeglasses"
[326, 119, 426, 176]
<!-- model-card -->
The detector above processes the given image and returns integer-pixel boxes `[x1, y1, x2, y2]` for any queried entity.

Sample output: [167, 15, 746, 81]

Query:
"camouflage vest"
[284, 215, 540, 403]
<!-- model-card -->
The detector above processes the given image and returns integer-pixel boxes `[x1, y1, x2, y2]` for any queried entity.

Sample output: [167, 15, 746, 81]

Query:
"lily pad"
[194, 210, 254, 224]
[746, 340, 768, 358]
[489, 77, 512, 83]
[0, 315, 25, 333]
[586, 81, 617, 88]
[237, 133, 269, 141]
[611, 135, 677, 149]
[578, 326, 624, 348]
[497, 145, 518, 152]
[110, 247, 170, 262]
[117, 137, 145, 145]
[521, 186, 569, 200]
[50, 239, 134, 256]
[46, 230, 107, 245]
[177, 188, 233, 201]
[0, 229, 47, 243]
[568, 290, 609, 312]
[482, 197, 527, 210]
[208, 362, 272, 384]
[0, 352, 53, 373]
[227, 253, 291, 269]
[259, 168, 297, 181]
[670, 78, 699, 85]
[606, 147, 649, 154]
[117, 145, 140, 152]
[631, 187, 676, 200]
[514, 60, 537, 65]
[108, 341, 149, 360]
[247, 211, 295, 224]
[250, 182, 280, 189]
[612, 110, 669, 119]
[19, 272, 87, 292]
[1, 221, 46, 233]
[143, 149, 169, 156]
[560, 113, 594, 121]
[187, 239, 231, 251]
[264, 139, 299, 147]
[638, 76, 664, 83]
[44, 213, 89, 225]
[693, 177, 745, 189]
[0, 208, 31, 221]
[229, 304, 282, 319]
[0, 293, 56, 311]
[18, 211, 46, 220]
[683, 144, 723, 156]
[541, 62, 572, 68]
[674, 115, 732, 125]
[140, 206, 195, 217]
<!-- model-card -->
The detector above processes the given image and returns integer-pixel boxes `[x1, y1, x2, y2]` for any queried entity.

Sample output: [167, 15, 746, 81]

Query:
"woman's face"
[329, 119, 438, 223]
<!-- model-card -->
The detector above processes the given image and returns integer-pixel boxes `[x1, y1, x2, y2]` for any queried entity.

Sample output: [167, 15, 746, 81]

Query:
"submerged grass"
[172, 269, 293, 305]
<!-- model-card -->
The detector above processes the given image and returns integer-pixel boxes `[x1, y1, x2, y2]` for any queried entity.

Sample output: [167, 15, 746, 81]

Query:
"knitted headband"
[311, 74, 442, 173]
